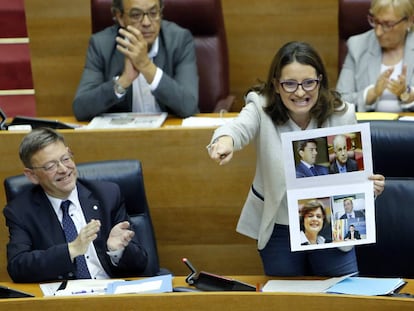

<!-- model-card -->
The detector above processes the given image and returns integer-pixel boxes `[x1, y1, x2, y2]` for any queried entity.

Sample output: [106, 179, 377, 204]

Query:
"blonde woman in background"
[337, 0, 414, 112]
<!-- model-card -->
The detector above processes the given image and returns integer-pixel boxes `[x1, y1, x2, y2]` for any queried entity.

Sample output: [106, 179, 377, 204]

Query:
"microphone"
[182, 258, 196, 273]
[0, 108, 6, 130]
[182, 258, 197, 285]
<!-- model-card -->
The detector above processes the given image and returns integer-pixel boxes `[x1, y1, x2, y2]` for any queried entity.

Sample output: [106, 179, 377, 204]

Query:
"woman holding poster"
[207, 41, 385, 276]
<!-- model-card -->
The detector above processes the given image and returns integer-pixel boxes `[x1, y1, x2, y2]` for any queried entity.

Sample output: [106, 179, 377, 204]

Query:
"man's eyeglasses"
[279, 76, 322, 93]
[367, 14, 407, 32]
[127, 8, 162, 23]
[30, 152, 74, 173]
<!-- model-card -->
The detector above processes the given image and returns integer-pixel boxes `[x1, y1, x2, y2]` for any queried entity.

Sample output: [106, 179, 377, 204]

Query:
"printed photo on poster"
[298, 197, 333, 245]
[327, 132, 364, 175]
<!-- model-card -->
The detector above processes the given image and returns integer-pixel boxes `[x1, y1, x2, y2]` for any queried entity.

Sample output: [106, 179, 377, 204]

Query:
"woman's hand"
[387, 65, 407, 97]
[369, 174, 385, 197]
[207, 135, 234, 165]
[374, 68, 394, 98]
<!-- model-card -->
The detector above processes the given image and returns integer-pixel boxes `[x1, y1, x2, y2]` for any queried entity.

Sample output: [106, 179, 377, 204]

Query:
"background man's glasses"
[367, 14, 407, 32]
[127, 9, 162, 23]
[279, 76, 322, 93]
[31, 153, 74, 173]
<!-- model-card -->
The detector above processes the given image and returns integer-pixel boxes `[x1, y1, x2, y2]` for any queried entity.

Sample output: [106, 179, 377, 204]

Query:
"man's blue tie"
[310, 166, 317, 176]
[61, 200, 91, 279]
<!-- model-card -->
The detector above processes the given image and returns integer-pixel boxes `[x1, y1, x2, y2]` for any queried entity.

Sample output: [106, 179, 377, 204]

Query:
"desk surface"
[1, 276, 414, 311]
[9, 111, 412, 127]
[5, 113, 236, 128]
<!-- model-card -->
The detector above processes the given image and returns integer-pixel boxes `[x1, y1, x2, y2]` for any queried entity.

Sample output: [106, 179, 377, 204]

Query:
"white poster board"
[281, 123, 375, 251]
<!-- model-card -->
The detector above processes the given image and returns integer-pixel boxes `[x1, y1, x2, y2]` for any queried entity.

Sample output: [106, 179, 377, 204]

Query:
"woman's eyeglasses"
[279, 76, 322, 93]
[367, 14, 407, 32]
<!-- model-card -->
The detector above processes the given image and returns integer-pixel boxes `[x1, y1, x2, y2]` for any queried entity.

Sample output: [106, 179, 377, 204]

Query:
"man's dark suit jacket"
[340, 210, 365, 220]
[3, 179, 148, 283]
[329, 158, 358, 174]
[73, 21, 199, 121]
[296, 162, 329, 178]
[345, 230, 361, 240]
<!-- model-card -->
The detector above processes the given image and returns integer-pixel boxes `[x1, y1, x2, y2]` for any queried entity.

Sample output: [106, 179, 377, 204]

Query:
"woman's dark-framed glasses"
[367, 14, 407, 32]
[279, 76, 322, 93]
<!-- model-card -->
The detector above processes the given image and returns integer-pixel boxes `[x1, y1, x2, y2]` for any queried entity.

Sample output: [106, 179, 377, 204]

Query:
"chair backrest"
[367, 120, 414, 178]
[338, 0, 371, 74]
[356, 178, 414, 278]
[355, 119, 414, 277]
[90, 0, 234, 113]
[4, 159, 162, 276]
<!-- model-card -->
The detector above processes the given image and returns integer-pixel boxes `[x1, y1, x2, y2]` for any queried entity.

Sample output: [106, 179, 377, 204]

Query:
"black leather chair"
[4, 159, 166, 277]
[356, 178, 414, 278]
[366, 120, 414, 177]
[354, 120, 414, 277]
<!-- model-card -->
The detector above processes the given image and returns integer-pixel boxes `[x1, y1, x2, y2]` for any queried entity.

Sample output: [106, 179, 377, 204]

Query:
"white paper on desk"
[181, 116, 235, 127]
[398, 116, 414, 121]
[40, 282, 62, 296]
[106, 274, 173, 294]
[52, 279, 124, 296]
[262, 273, 354, 293]
[82, 112, 168, 129]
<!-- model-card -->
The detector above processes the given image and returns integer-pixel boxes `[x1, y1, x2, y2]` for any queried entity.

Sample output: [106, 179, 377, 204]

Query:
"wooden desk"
[0, 114, 410, 281]
[0, 116, 260, 281]
[1, 276, 414, 311]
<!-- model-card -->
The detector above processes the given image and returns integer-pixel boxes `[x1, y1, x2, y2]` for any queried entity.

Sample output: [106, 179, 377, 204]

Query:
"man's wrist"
[113, 75, 127, 96]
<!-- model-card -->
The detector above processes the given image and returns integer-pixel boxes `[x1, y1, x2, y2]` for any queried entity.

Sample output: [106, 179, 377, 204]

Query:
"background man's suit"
[3, 179, 148, 283]
[345, 230, 361, 240]
[296, 162, 329, 178]
[73, 21, 199, 121]
[329, 158, 358, 174]
[340, 210, 365, 220]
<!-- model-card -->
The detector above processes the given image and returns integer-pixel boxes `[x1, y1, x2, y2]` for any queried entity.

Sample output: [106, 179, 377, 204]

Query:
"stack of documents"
[355, 112, 399, 121]
[82, 112, 168, 129]
[262, 274, 405, 296]
[41, 274, 173, 296]
[326, 276, 405, 296]
[262, 274, 353, 293]
[106, 275, 172, 294]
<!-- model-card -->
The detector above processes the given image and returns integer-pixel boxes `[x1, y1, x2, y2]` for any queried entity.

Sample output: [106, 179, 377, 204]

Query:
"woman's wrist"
[366, 86, 379, 105]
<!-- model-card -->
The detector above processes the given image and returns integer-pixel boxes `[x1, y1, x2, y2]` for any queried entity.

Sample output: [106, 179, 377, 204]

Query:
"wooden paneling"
[223, 0, 339, 111]
[24, 0, 91, 116]
[0, 0, 36, 117]
[24, 0, 339, 115]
